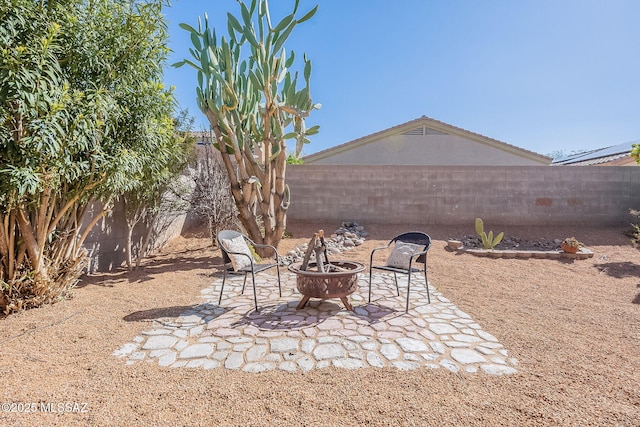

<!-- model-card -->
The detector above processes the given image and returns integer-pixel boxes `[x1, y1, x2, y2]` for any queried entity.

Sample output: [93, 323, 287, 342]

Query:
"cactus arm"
[475, 218, 483, 236]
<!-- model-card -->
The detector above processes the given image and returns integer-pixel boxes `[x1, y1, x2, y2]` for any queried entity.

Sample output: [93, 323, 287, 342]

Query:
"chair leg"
[250, 271, 258, 312]
[424, 268, 431, 304]
[393, 272, 400, 296]
[241, 273, 248, 294]
[219, 267, 227, 305]
[406, 271, 412, 313]
[368, 266, 373, 303]
[276, 264, 282, 297]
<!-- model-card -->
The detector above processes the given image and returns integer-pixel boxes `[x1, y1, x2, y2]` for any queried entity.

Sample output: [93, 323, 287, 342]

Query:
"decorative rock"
[270, 338, 299, 353]
[439, 359, 460, 373]
[224, 352, 244, 370]
[332, 358, 366, 369]
[297, 357, 315, 372]
[430, 342, 446, 354]
[201, 360, 221, 369]
[142, 336, 178, 351]
[450, 349, 487, 364]
[149, 349, 173, 359]
[366, 352, 385, 368]
[142, 329, 173, 336]
[477, 330, 498, 342]
[313, 343, 346, 360]
[451, 334, 483, 343]
[243, 362, 276, 373]
[379, 344, 401, 360]
[175, 314, 202, 325]
[481, 364, 518, 375]
[179, 344, 214, 359]
[113, 343, 139, 357]
[174, 341, 189, 351]
[281, 222, 369, 265]
[429, 323, 458, 335]
[279, 361, 298, 372]
[395, 338, 431, 353]
[245, 345, 267, 362]
[158, 352, 177, 367]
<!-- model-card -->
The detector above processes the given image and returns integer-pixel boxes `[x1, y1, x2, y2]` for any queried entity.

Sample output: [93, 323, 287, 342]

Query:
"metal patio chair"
[368, 231, 432, 313]
[217, 230, 282, 312]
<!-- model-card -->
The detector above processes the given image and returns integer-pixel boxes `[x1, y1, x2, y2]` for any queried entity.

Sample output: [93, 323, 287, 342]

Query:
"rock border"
[281, 222, 368, 266]
[447, 240, 594, 260]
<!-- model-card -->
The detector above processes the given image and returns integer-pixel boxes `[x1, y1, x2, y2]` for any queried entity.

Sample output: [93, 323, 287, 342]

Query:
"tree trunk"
[126, 225, 134, 271]
[15, 208, 45, 275]
[0, 215, 9, 276]
[135, 211, 158, 269]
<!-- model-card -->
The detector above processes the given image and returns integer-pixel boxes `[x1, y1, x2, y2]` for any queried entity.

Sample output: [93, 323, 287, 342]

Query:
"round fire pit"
[288, 261, 365, 310]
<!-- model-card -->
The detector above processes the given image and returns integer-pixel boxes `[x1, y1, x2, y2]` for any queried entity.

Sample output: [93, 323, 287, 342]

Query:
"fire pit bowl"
[288, 261, 365, 310]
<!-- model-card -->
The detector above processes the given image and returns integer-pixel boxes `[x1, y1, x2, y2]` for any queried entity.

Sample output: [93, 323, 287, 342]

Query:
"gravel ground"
[0, 222, 638, 426]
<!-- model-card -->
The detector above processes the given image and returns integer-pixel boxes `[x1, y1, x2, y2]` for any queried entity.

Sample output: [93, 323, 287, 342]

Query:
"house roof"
[303, 115, 551, 165]
[552, 141, 639, 166]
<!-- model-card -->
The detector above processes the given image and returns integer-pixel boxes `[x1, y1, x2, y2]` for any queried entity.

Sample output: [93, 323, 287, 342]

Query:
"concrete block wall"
[286, 165, 640, 226]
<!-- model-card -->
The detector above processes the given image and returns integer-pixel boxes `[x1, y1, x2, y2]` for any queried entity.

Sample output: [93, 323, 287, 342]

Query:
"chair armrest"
[369, 243, 392, 266]
[411, 249, 428, 258]
[406, 249, 428, 267]
[253, 242, 279, 256]
[222, 249, 255, 269]
[245, 239, 280, 263]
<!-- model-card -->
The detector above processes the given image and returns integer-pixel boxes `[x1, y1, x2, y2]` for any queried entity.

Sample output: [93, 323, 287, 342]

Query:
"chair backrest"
[391, 232, 431, 263]
[217, 230, 244, 265]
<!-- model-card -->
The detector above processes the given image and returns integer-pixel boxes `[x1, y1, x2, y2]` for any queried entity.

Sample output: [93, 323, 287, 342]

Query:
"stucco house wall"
[310, 133, 547, 166]
[304, 116, 551, 166]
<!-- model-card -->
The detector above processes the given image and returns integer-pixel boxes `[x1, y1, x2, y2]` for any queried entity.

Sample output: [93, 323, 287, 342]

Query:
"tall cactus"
[175, 0, 320, 248]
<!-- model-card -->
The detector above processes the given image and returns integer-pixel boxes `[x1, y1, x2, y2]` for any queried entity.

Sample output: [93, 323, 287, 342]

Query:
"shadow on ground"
[124, 305, 200, 322]
[593, 262, 640, 279]
[229, 300, 399, 331]
[77, 253, 221, 288]
[123, 303, 228, 324]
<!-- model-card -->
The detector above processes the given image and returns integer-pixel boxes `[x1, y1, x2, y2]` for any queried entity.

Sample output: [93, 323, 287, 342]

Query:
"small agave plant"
[475, 218, 504, 250]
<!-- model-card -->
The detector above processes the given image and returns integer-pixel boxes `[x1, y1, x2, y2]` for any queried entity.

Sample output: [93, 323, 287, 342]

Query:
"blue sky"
[163, 0, 640, 157]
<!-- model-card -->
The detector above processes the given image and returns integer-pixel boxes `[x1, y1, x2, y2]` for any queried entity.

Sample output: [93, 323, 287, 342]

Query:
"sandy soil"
[0, 222, 639, 426]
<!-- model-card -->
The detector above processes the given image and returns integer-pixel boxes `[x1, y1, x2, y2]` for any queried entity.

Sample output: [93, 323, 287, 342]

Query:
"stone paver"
[113, 272, 518, 375]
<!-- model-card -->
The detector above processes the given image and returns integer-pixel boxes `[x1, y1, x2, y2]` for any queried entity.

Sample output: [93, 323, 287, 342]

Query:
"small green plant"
[475, 218, 504, 250]
[286, 153, 304, 165]
[628, 209, 640, 246]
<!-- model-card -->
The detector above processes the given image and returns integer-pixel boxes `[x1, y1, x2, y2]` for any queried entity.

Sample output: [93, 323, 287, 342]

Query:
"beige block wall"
[286, 165, 640, 226]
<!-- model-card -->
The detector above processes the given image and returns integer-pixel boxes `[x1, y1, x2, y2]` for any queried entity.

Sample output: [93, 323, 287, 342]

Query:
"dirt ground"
[0, 222, 639, 426]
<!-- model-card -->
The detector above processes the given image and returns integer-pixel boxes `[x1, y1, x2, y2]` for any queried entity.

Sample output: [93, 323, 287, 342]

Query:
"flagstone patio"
[114, 272, 518, 375]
